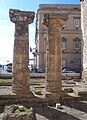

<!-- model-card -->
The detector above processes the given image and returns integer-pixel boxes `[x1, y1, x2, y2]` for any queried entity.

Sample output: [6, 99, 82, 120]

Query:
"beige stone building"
[35, 4, 82, 72]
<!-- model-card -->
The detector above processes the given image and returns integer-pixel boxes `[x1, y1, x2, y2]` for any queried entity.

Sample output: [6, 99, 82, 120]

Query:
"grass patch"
[80, 100, 87, 104]
[15, 107, 30, 113]
[35, 87, 43, 91]
[0, 78, 45, 86]
[0, 78, 12, 85]
[34, 87, 44, 95]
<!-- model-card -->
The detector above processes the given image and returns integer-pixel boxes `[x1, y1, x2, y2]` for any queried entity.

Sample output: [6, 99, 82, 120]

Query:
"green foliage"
[0, 79, 12, 85]
[15, 107, 30, 113]
[35, 87, 43, 92]
[0, 78, 12, 82]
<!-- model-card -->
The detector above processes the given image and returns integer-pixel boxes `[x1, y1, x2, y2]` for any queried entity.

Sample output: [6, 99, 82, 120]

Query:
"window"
[73, 38, 81, 50]
[73, 18, 80, 28]
[61, 42, 66, 49]
[61, 37, 67, 50]
[74, 41, 80, 49]
[74, 59, 80, 68]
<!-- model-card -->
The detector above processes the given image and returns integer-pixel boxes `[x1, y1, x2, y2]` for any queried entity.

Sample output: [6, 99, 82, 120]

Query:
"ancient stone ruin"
[9, 8, 68, 102]
[81, 0, 87, 82]
[3, 105, 36, 120]
[43, 13, 68, 101]
[1, 3, 87, 120]
[9, 9, 35, 95]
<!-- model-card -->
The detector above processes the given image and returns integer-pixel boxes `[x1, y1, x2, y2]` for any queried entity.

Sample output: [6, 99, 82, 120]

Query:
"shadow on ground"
[64, 100, 87, 113]
[34, 105, 80, 120]
[1, 101, 87, 120]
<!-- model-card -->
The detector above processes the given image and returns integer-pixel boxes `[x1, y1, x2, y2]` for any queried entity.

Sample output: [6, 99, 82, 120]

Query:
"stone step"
[61, 89, 80, 101]
[62, 92, 80, 101]
[0, 93, 48, 105]
[73, 87, 87, 95]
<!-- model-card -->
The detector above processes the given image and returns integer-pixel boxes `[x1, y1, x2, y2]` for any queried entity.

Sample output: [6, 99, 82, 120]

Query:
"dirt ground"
[0, 101, 87, 120]
[0, 79, 87, 120]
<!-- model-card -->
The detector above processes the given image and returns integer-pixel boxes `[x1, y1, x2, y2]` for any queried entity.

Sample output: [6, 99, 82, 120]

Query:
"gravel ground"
[0, 73, 87, 120]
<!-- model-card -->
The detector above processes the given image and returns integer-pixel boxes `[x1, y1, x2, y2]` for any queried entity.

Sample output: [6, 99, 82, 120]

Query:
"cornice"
[37, 7, 81, 13]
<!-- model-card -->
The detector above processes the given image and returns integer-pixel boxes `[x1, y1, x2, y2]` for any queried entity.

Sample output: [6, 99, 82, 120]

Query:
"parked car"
[6, 63, 12, 72]
[30, 68, 37, 73]
[7, 66, 12, 72]
[62, 67, 81, 79]
[37, 69, 45, 73]
[62, 67, 76, 73]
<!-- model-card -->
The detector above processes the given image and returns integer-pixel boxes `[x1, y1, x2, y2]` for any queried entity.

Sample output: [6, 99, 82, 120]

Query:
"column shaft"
[46, 24, 62, 100]
[9, 9, 35, 95]
[12, 24, 30, 94]
[81, 0, 87, 82]
[43, 14, 68, 101]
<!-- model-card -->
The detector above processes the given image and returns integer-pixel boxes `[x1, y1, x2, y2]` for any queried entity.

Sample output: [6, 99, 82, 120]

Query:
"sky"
[0, 0, 80, 64]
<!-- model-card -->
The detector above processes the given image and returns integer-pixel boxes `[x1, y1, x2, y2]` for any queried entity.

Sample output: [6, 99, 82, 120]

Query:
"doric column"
[81, 0, 87, 82]
[43, 14, 68, 101]
[9, 9, 35, 95]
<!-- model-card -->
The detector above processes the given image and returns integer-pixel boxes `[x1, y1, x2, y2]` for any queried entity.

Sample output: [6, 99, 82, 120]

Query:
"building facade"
[35, 4, 82, 72]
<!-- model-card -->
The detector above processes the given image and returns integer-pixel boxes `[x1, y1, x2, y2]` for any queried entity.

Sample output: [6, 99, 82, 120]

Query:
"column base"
[45, 92, 61, 102]
[12, 89, 34, 97]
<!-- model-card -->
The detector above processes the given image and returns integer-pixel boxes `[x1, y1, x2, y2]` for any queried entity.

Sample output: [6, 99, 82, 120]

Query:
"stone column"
[81, 0, 87, 82]
[9, 9, 35, 95]
[43, 14, 68, 101]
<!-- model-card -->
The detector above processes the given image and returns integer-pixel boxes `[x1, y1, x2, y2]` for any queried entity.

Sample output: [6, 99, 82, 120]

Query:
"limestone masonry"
[9, 9, 35, 95]
[43, 13, 68, 101]
[81, 0, 87, 82]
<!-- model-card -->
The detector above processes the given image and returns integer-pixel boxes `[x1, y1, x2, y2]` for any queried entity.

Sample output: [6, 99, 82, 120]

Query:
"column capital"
[43, 13, 68, 28]
[9, 9, 35, 24]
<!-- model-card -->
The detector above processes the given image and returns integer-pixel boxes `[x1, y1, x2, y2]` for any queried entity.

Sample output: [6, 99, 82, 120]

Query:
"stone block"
[3, 105, 36, 120]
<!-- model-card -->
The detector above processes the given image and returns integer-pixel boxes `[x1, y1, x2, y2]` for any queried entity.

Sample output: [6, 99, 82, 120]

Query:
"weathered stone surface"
[9, 9, 35, 94]
[9, 9, 35, 24]
[81, 0, 87, 82]
[43, 13, 68, 101]
[3, 105, 36, 120]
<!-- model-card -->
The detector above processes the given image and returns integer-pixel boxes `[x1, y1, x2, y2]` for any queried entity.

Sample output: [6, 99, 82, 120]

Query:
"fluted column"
[43, 14, 68, 101]
[9, 9, 35, 95]
[81, 0, 87, 82]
